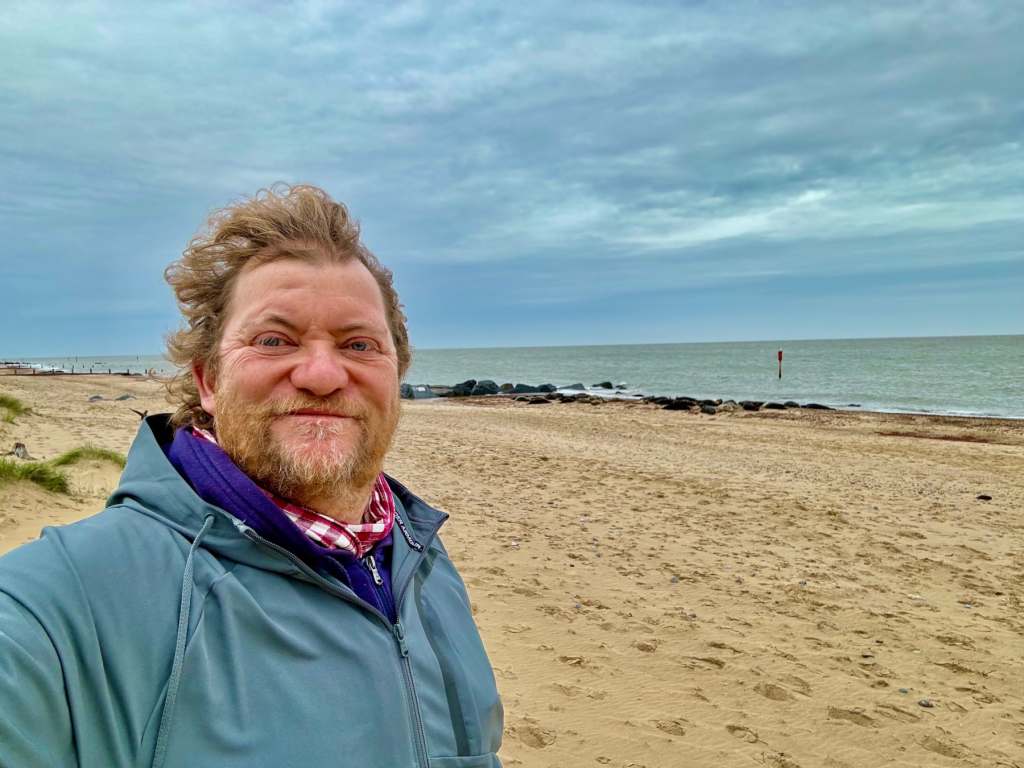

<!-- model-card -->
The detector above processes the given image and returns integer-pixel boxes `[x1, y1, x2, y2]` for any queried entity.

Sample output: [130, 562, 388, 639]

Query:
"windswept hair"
[164, 184, 410, 429]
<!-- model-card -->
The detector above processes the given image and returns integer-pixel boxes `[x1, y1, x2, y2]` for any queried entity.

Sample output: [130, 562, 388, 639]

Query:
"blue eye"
[256, 335, 287, 347]
[349, 340, 372, 352]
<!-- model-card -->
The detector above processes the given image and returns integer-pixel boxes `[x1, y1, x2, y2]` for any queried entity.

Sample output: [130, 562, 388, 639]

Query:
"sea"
[9, 335, 1023, 419]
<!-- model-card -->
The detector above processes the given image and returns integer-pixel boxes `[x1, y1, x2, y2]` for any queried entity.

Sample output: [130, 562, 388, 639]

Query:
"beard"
[211, 385, 398, 508]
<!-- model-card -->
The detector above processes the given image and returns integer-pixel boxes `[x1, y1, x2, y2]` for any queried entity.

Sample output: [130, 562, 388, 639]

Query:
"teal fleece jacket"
[0, 416, 503, 767]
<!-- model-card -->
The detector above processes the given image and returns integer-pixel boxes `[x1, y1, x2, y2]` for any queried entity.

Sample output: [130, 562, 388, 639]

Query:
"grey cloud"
[1, 0, 1021, 350]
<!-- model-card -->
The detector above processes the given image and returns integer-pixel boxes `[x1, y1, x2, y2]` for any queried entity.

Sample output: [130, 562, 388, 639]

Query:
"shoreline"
[3, 368, 1021, 423]
[412, 390, 1024, 425]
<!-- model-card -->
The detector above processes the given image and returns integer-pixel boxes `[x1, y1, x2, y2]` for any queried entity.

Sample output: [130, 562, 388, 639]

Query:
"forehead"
[225, 257, 388, 328]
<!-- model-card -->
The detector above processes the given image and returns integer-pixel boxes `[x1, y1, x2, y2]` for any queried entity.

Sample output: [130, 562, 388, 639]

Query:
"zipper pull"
[393, 622, 410, 657]
[363, 553, 383, 586]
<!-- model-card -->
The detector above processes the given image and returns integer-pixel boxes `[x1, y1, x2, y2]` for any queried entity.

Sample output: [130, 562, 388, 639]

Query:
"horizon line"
[5, 331, 1022, 360]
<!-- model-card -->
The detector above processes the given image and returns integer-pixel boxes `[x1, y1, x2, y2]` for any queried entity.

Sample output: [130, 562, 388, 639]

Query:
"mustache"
[265, 397, 367, 419]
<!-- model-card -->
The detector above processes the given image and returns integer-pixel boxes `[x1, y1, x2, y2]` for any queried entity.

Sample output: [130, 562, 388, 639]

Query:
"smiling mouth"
[282, 410, 353, 419]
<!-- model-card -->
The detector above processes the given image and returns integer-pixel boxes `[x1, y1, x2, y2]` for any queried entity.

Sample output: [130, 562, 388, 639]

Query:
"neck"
[297, 481, 375, 525]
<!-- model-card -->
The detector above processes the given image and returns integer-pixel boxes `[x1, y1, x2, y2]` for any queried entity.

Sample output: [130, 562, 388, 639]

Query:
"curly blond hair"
[164, 184, 410, 428]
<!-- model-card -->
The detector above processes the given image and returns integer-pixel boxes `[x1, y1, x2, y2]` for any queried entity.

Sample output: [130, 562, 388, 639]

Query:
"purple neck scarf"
[164, 426, 396, 620]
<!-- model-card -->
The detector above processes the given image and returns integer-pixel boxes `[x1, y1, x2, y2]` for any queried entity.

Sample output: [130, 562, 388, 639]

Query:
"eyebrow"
[251, 313, 388, 337]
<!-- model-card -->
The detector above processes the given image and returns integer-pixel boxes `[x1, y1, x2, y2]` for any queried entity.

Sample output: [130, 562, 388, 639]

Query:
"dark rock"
[563, 383, 586, 391]
[470, 380, 499, 396]
[88, 394, 104, 402]
[499, 383, 514, 393]
[514, 396, 531, 402]
[917, 699, 934, 709]
[544, 393, 561, 401]
[528, 396, 551, 404]
[662, 399, 692, 411]
[784, 401, 800, 408]
[452, 379, 477, 397]
[593, 381, 614, 389]
[700, 405, 717, 415]
[537, 384, 557, 393]
[400, 383, 415, 399]
[802, 403, 834, 410]
[740, 400, 763, 411]
[411, 386, 438, 399]
[976, 494, 992, 501]
[114, 393, 135, 401]
[698, 399, 717, 407]
[763, 402, 786, 410]
[848, 403, 861, 408]
[513, 383, 539, 394]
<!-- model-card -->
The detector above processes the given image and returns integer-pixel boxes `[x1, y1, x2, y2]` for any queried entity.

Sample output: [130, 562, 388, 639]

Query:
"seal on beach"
[0, 185, 503, 767]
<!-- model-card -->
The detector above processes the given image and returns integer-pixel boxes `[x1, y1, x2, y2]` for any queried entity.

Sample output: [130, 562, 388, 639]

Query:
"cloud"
[1, 0, 1021, 351]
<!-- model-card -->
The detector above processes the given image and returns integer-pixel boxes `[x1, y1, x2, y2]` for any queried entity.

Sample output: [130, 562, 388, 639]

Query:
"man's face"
[193, 256, 400, 505]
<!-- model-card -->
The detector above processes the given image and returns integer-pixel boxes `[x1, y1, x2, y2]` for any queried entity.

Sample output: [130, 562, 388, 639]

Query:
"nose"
[288, 343, 350, 398]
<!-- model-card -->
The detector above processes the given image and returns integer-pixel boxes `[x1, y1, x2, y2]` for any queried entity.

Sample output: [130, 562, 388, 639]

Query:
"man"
[0, 185, 504, 767]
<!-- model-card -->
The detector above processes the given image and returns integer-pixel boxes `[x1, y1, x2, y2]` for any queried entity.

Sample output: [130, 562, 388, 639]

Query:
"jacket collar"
[108, 414, 447, 577]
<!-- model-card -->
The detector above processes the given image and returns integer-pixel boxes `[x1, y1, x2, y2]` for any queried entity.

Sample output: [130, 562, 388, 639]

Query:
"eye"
[253, 334, 292, 348]
[346, 339, 378, 352]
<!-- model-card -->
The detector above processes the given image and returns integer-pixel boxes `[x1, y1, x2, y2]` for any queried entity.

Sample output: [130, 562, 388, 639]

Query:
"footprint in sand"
[874, 703, 920, 723]
[557, 654, 590, 667]
[919, 734, 966, 759]
[726, 724, 759, 743]
[548, 682, 607, 700]
[758, 753, 801, 768]
[680, 656, 725, 670]
[653, 718, 688, 737]
[755, 682, 794, 702]
[708, 640, 744, 655]
[512, 723, 557, 749]
[826, 707, 876, 727]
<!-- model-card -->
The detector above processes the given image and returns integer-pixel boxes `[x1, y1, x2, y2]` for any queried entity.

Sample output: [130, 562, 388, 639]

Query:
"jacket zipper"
[363, 552, 398, 628]
[363, 552, 384, 585]
[392, 622, 431, 768]
[241, 525, 441, 768]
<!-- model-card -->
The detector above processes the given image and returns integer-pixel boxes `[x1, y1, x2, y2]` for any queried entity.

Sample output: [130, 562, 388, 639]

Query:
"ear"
[193, 360, 217, 417]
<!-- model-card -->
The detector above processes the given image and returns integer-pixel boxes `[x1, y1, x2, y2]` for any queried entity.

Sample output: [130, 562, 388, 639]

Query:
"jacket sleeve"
[0, 591, 77, 767]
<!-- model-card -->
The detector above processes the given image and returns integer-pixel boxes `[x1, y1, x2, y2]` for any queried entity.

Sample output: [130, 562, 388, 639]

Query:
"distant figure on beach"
[0, 185, 503, 766]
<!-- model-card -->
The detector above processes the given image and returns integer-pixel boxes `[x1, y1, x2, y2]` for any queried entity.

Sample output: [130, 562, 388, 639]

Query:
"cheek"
[229, 359, 290, 397]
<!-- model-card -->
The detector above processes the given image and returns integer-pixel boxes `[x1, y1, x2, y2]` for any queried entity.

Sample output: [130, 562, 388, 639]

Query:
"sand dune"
[2, 375, 1022, 767]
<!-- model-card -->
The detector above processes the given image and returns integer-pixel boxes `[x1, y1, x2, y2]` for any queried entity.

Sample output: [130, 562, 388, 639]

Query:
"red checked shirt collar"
[192, 427, 395, 558]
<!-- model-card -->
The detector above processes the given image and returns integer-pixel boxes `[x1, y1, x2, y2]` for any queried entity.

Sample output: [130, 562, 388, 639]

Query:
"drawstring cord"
[152, 514, 215, 768]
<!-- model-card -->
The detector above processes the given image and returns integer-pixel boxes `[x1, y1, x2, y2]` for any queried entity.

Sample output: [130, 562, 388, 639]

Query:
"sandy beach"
[1, 374, 1022, 768]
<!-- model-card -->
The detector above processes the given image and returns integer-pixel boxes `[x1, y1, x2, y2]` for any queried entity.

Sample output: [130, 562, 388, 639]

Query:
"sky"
[1, 0, 1022, 356]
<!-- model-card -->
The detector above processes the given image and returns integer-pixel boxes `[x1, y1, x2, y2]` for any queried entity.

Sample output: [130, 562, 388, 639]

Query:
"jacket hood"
[107, 414, 448, 576]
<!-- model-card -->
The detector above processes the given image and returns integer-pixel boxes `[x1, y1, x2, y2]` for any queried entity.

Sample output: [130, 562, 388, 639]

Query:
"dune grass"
[50, 445, 127, 469]
[0, 393, 29, 423]
[0, 458, 70, 494]
[0, 445, 126, 495]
